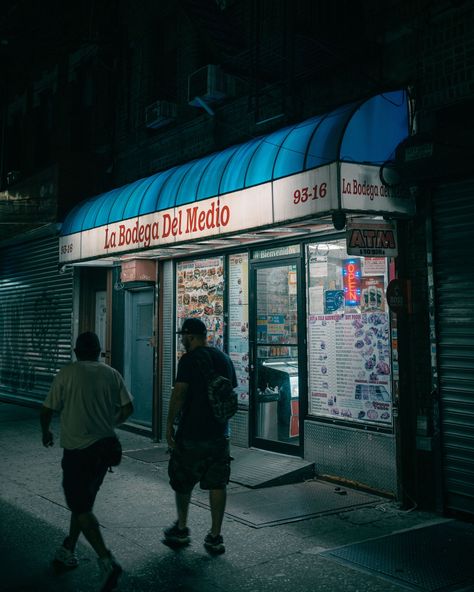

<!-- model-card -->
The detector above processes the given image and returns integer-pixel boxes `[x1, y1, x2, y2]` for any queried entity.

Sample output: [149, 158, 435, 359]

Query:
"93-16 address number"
[293, 184, 327, 204]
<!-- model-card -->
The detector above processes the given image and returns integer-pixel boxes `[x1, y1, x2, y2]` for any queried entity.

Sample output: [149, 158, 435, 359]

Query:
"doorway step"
[230, 446, 314, 488]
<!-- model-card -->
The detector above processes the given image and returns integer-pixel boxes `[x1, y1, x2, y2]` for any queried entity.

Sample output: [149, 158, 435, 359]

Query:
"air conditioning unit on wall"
[145, 100, 177, 129]
[188, 64, 228, 107]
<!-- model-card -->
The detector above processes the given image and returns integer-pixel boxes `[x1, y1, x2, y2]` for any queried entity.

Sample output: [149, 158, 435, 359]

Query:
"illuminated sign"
[342, 258, 361, 306]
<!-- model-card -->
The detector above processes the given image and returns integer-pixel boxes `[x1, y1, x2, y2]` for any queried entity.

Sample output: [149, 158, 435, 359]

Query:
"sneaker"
[97, 553, 122, 592]
[203, 533, 225, 554]
[54, 544, 79, 568]
[163, 521, 190, 546]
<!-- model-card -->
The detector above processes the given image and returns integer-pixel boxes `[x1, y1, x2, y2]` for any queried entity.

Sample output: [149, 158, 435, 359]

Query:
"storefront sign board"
[346, 219, 398, 257]
[341, 163, 415, 215]
[272, 165, 337, 223]
[60, 163, 412, 263]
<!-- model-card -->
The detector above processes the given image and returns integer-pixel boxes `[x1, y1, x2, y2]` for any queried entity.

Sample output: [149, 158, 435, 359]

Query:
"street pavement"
[1, 401, 472, 592]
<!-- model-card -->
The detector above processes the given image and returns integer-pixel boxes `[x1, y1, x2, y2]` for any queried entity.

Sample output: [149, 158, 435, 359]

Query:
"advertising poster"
[361, 277, 385, 312]
[176, 257, 224, 358]
[324, 290, 344, 314]
[308, 312, 392, 426]
[228, 254, 250, 405]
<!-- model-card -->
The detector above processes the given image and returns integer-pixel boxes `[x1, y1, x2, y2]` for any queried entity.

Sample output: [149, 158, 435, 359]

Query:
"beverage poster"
[361, 277, 385, 312]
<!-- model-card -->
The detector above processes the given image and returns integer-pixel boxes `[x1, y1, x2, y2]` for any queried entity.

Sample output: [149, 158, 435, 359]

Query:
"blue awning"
[61, 90, 408, 236]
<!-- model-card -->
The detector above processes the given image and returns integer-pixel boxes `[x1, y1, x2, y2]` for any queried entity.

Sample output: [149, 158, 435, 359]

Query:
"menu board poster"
[308, 312, 393, 427]
[228, 253, 250, 405]
[176, 257, 224, 357]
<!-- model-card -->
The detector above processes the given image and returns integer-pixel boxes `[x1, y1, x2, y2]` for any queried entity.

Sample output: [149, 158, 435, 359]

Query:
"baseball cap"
[176, 318, 207, 336]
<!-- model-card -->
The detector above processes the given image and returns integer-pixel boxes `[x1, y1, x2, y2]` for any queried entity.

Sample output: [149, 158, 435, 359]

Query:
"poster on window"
[308, 312, 392, 426]
[361, 277, 385, 312]
[176, 257, 225, 357]
[228, 254, 250, 405]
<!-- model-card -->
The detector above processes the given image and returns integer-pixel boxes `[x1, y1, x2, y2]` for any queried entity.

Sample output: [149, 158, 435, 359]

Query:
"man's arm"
[166, 382, 188, 449]
[40, 406, 54, 447]
[115, 401, 134, 425]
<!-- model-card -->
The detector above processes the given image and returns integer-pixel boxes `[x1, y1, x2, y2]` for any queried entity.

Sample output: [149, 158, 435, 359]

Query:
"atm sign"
[346, 219, 398, 257]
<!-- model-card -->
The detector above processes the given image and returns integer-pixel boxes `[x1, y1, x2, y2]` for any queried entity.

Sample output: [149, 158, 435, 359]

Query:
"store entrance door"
[250, 259, 303, 456]
[124, 288, 154, 427]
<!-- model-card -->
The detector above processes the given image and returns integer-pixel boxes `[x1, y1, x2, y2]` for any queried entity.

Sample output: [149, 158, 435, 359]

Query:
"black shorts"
[168, 437, 231, 494]
[61, 440, 109, 514]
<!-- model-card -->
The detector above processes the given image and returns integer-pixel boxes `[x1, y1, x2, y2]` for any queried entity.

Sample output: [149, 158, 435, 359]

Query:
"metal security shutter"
[0, 230, 74, 404]
[432, 181, 474, 516]
[160, 260, 175, 436]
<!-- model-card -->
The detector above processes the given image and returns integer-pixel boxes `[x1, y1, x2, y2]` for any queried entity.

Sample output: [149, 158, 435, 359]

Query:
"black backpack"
[194, 348, 238, 423]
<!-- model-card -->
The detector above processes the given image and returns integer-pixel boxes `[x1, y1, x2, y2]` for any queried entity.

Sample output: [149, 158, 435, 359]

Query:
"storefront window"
[176, 257, 225, 356]
[306, 241, 393, 428]
[175, 254, 250, 406]
[228, 253, 250, 406]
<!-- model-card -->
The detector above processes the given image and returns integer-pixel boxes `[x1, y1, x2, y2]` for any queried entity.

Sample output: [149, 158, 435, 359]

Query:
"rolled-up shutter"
[0, 229, 74, 403]
[432, 181, 474, 516]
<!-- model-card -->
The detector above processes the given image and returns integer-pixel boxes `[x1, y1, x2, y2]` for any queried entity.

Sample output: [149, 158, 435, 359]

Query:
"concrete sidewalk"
[1, 401, 473, 592]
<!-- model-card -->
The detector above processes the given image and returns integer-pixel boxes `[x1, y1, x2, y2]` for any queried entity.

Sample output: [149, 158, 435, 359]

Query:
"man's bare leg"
[175, 491, 192, 529]
[76, 511, 109, 558]
[209, 488, 226, 536]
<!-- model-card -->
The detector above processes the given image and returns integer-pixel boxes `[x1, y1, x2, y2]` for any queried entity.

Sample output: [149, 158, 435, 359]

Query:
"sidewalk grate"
[192, 479, 379, 527]
[320, 521, 474, 591]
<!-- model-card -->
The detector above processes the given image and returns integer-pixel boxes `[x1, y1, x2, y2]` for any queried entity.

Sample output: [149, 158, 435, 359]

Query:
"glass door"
[250, 259, 302, 455]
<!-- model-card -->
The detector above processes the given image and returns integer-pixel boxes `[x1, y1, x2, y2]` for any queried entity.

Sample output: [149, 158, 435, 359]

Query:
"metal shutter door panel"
[0, 233, 74, 403]
[433, 181, 474, 515]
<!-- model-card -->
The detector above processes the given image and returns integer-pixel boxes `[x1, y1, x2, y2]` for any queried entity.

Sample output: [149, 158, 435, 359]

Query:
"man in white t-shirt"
[40, 332, 133, 592]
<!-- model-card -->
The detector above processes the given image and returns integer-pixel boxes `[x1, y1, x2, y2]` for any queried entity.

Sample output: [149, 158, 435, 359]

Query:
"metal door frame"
[249, 254, 306, 456]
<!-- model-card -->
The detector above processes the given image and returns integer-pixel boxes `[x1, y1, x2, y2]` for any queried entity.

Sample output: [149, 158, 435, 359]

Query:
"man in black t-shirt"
[164, 318, 237, 555]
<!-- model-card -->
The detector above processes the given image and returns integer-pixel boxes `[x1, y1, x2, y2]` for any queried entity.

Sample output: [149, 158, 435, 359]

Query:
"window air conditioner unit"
[188, 64, 227, 107]
[145, 100, 177, 129]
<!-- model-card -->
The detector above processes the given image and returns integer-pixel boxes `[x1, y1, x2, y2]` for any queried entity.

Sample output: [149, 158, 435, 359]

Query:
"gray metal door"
[432, 181, 474, 516]
[124, 288, 154, 427]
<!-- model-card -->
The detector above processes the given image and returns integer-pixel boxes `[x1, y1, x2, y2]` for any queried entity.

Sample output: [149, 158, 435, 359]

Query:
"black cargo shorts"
[168, 437, 231, 493]
[61, 440, 110, 514]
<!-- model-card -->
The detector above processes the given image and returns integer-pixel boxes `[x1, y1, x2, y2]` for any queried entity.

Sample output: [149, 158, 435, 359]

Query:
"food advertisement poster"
[308, 312, 392, 426]
[176, 257, 224, 358]
[228, 254, 250, 405]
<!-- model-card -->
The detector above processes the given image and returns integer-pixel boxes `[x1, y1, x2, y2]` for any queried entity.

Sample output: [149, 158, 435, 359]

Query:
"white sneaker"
[97, 553, 122, 592]
[54, 544, 79, 568]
